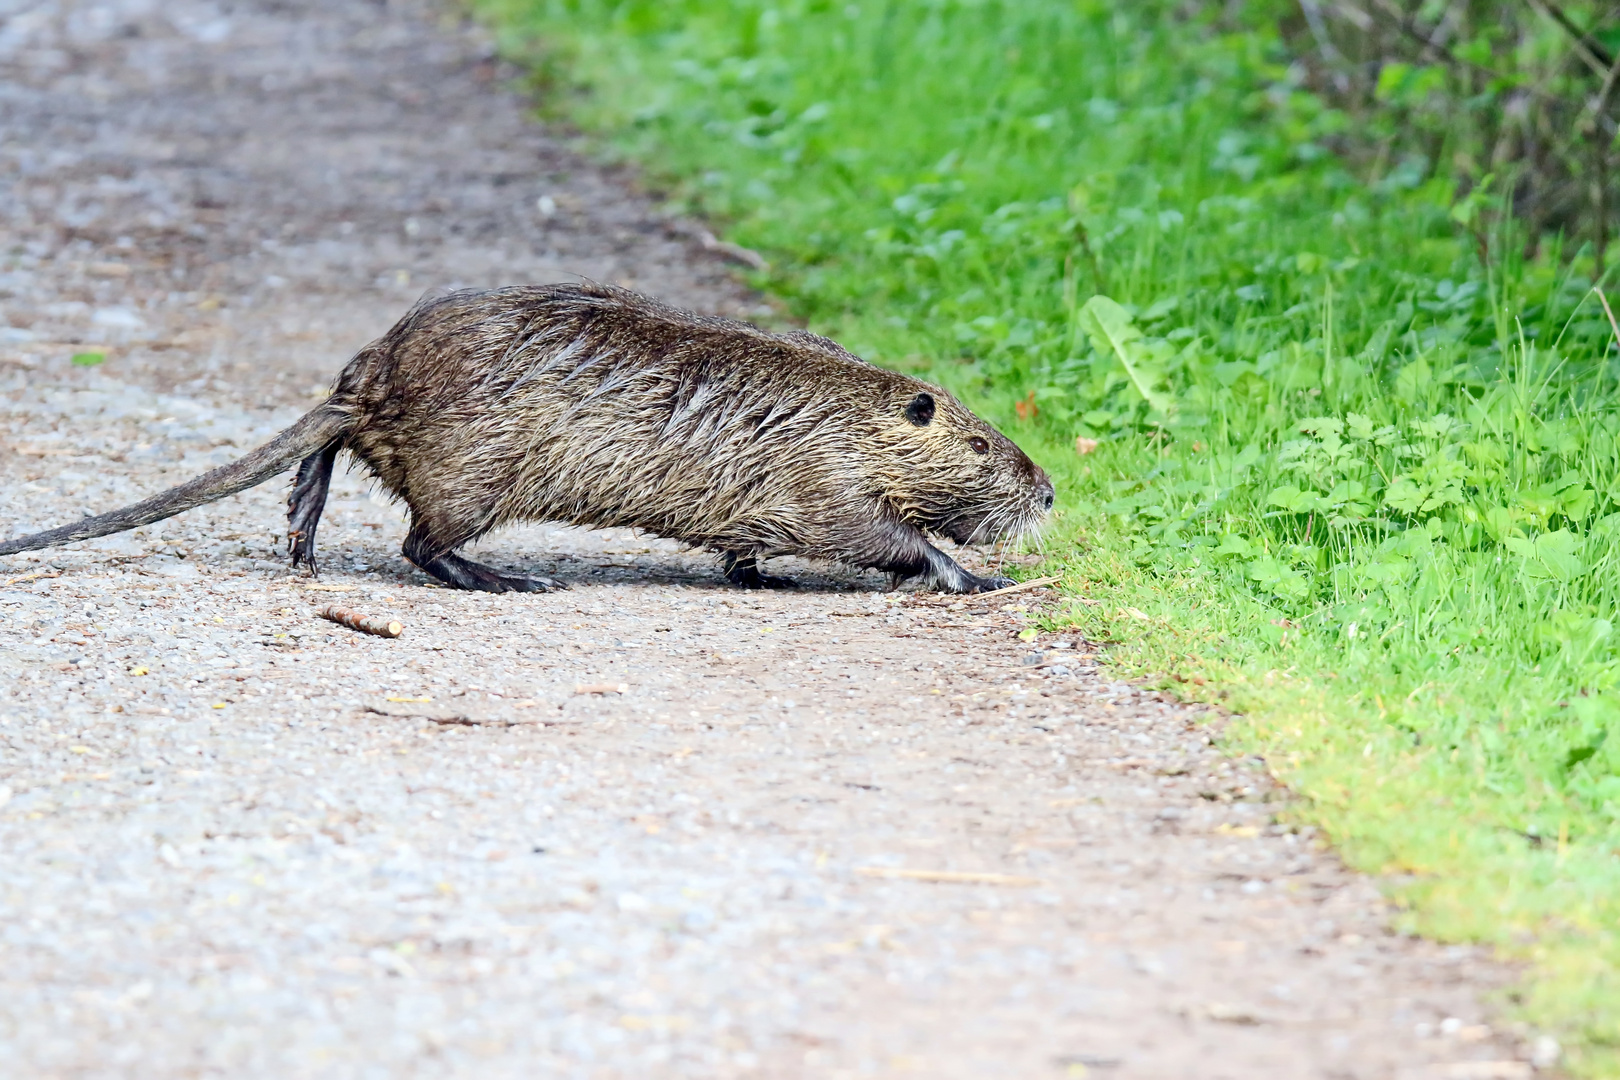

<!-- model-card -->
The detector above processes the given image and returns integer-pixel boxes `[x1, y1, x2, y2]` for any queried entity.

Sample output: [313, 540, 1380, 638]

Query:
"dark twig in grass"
[1298, 0, 1620, 256]
[1299, 0, 1345, 67]
[1524, 0, 1613, 75]
[1070, 219, 1108, 296]
[1365, 0, 1475, 71]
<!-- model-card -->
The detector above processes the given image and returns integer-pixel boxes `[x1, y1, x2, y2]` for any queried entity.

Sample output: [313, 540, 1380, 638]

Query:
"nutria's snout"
[1021, 468, 1056, 535]
[935, 449, 1054, 548]
[1005, 451, 1055, 536]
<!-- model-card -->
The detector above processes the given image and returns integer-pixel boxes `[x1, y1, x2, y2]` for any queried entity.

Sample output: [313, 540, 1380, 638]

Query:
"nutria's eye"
[969, 436, 989, 454]
[904, 392, 935, 427]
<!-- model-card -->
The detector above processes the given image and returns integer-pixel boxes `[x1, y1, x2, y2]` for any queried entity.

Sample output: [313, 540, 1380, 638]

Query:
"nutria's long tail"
[0, 405, 351, 557]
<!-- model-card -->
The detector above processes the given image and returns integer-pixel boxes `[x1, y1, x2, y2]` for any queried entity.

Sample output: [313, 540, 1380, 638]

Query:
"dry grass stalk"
[989, 574, 1062, 598]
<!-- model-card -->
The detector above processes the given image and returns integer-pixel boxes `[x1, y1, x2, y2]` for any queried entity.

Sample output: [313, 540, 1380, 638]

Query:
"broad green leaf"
[1483, 506, 1517, 543]
[1297, 416, 1342, 435]
[1383, 478, 1424, 515]
[1352, 559, 1415, 587]
[1324, 480, 1366, 507]
[1246, 556, 1309, 601]
[1267, 484, 1302, 509]
[1506, 530, 1586, 581]
[1267, 485, 1323, 513]
[1560, 485, 1595, 522]
[1374, 61, 1412, 101]
[1077, 295, 1176, 415]
[1394, 357, 1432, 405]
[1516, 488, 1561, 525]
[1534, 530, 1585, 581]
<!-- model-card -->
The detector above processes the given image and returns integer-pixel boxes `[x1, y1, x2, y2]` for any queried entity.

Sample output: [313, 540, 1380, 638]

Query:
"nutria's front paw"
[723, 554, 796, 590]
[970, 574, 1017, 593]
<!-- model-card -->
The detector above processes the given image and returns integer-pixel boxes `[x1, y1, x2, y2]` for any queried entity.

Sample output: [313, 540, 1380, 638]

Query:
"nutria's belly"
[493, 443, 861, 559]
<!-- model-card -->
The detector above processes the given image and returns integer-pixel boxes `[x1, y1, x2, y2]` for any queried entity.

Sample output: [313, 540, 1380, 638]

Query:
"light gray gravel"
[0, 1, 1543, 1077]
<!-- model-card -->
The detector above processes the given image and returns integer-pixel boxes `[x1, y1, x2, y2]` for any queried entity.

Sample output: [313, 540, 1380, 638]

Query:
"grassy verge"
[473, 1, 1620, 1069]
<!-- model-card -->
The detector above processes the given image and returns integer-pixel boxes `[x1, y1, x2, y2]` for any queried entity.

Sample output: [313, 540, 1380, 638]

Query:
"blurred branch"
[1422, 0, 1463, 52]
[1322, 0, 1373, 32]
[1340, 0, 1613, 123]
[1281, 0, 1620, 262]
[1583, 49, 1620, 133]
[1299, 0, 1345, 65]
[1364, 0, 1456, 57]
[1363, 0, 1503, 81]
[1523, 0, 1613, 76]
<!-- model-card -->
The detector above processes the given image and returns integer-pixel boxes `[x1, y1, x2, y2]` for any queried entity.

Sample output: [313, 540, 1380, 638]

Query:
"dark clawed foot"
[287, 441, 339, 575]
[932, 567, 1018, 595]
[411, 549, 565, 593]
[723, 554, 797, 590]
[465, 567, 567, 594]
[288, 529, 318, 576]
[500, 573, 567, 593]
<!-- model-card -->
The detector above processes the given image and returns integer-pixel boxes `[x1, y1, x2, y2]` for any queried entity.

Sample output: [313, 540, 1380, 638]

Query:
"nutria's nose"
[1038, 477, 1055, 511]
[1042, 491, 1054, 510]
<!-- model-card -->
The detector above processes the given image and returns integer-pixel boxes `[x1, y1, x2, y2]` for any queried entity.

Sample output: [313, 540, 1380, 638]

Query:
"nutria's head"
[874, 383, 1054, 545]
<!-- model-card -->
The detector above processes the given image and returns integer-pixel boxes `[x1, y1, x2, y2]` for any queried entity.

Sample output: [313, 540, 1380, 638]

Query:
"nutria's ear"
[904, 392, 935, 427]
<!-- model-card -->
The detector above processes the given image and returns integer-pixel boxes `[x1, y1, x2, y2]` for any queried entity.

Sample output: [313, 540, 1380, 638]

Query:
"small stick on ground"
[319, 606, 403, 638]
[574, 682, 629, 695]
[359, 704, 576, 727]
[854, 867, 1042, 887]
[1, 570, 62, 588]
[670, 220, 769, 269]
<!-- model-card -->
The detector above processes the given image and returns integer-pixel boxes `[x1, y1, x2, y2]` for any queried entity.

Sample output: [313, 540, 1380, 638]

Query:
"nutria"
[0, 283, 1054, 593]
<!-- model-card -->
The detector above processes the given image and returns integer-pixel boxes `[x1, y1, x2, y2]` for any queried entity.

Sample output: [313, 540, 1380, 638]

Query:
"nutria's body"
[0, 283, 1053, 592]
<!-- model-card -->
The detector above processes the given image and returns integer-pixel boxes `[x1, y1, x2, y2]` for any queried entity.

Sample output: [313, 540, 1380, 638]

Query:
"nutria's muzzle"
[939, 473, 1055, 546]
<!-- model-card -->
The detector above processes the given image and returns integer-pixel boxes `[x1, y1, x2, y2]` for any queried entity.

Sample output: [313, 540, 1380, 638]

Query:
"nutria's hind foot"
[402, 527, 565, 593]
[414, 550, 564, 593]
[287, 441, 340, 575]
[722, 553, 798, 590]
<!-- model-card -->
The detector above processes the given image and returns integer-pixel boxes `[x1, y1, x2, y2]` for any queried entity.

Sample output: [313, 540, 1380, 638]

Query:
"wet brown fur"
[1, 283, 1053, 593]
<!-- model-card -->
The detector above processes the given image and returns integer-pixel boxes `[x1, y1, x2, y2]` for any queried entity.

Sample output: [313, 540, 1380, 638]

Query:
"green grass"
[472, 0, 1620, 1068]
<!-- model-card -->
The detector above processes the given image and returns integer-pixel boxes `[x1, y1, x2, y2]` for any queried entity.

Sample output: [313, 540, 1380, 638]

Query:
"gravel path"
[0, 2, 1544, 1077]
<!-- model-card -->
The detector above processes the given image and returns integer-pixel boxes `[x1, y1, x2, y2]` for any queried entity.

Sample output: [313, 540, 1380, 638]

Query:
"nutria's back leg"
[401, 523, 565, 594]
[287, 440, 341, 575]
[722, 552, 798, 590]
[862, 520, 1013, 594]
